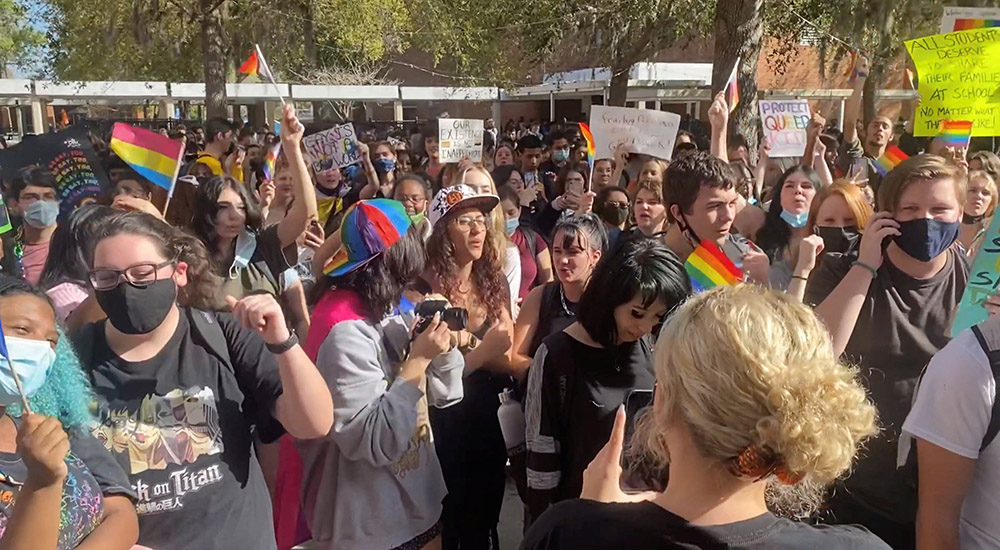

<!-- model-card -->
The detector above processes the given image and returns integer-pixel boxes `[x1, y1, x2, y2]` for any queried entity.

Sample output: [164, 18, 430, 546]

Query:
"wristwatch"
[266, 331, 299, 355]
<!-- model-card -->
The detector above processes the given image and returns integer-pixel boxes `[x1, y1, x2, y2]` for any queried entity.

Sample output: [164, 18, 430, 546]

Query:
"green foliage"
[0, 0, 45, 75]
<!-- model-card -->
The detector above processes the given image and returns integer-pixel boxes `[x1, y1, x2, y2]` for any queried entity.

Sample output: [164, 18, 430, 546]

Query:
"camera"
[414, 300, 468, 333]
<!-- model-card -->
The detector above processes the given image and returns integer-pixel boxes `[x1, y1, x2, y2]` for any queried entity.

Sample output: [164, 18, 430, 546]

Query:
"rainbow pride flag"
[873, 145, 909, 176]
[579, 122, 595, 166]
[939, 120, 974, 148]
[110, 123, 184, 193]
[262, 141, 282, 182]
[954, 18, 1000, 31]
[685, 240, 743, 293]
[725, 58, 740, 113]
[238, 45, 275, 82]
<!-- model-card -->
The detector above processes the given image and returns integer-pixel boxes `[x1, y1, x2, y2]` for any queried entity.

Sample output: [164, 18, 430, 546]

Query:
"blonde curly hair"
[636, 284, 877, 516]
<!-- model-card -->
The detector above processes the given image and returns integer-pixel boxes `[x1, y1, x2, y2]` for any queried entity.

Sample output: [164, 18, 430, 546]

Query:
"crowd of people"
[0, 51, 996, 550]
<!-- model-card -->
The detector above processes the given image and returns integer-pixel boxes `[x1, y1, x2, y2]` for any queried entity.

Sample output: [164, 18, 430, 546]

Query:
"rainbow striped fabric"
[954, 18, 1000, 30]
[262, 141, 281, 182]
[873, 145, 910, 176]
[685, 240, 743, 293]
[109, 123, 184, 191]
[725, 58, 740, 113]
[238, 45, 275, 82]
[579, 122, 595, 166]
[938, 120, 974, 148]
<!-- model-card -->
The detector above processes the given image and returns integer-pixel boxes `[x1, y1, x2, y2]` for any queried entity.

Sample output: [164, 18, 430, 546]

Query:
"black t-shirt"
[79, 309, 285, 550]
[525, 331, 654, 521]
[522, 500, 890, 550]
[0, 422, 135, 550]
[804, 248, 968, 522]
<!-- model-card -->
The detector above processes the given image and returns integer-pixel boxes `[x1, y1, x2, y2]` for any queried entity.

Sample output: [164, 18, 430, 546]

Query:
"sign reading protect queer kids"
[438, 118, 485, 163]
[953, 213, 1000, 334]
[905, 28, 1000, 137]
[590, 106, 681, 160]
[758, 100, 811, 158]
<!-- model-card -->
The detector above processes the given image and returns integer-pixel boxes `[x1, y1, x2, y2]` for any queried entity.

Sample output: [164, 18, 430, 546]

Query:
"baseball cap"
[323, 198, 411, 277]
[428, 184, 500, 227]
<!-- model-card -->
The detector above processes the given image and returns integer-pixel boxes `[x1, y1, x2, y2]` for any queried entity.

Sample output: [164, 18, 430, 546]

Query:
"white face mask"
[230, 229, 257, 278]
[0, 336, 56, 406]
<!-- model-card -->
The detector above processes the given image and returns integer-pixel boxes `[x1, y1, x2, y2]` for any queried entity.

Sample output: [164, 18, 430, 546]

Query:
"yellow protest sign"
[905, 28, 1000, 137]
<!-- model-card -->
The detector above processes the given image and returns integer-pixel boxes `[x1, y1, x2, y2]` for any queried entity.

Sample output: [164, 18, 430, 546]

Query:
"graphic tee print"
[0, 424, 135, 550]
[80, 310, 285, 550]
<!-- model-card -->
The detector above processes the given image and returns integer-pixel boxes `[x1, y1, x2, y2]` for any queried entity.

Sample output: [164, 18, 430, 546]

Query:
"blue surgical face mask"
[230, 229, 257, 278]
[552, 149, 570, 163]
[505, 217, 520, 236]
[780, 209, 809, 228]
[0, 336, 56, 407]
[24, 200, 59, 229]
[375, 158, 396, 174]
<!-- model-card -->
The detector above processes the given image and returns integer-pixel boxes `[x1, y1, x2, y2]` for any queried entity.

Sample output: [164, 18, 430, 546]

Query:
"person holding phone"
[297, 199, 464, 550]
[521, 285, 885, 550]
[523, 237, 690, 524]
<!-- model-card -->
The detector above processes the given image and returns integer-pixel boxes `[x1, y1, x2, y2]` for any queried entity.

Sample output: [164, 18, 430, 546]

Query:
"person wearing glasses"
[71, 210, 333, 550]
[423, 184, 514, 549]
[392, 173, 433, 242]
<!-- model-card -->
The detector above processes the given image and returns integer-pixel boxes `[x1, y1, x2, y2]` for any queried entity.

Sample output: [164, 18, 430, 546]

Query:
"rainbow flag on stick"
[873, 145, 909, 176]
[579, 122, 596, 166]
[685, 240, 743, 293]
[239, 44, 285, 105]
[110, 123, 185, 195]
[725, 58, 740, 113]
[938, 120, 973, 148]
[262, 141, 282, 182]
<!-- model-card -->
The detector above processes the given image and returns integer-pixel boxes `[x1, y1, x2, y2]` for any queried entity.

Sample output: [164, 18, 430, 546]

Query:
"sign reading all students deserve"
[589, 106, 681, 160]
[758, 100, 811, 158]
[953, 213, 1000, 335]
[905, 28, 1000, 137]
[302, 123, 362, 172]
[438, 118, 484, 163]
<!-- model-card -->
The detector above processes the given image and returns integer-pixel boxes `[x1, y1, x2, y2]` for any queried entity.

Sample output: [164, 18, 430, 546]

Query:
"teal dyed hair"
[7, 332, 95, 429]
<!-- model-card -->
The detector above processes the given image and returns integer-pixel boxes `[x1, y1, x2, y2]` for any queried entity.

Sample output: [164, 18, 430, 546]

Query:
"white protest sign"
[759, 100, 811, 158]
[589, 106, 680, 161]
[940, 7, 1000, 33]
[438, 118, 484, 163]
[302, 123, 362, 172]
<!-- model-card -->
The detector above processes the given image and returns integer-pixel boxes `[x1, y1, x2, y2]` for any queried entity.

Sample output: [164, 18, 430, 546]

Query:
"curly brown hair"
[426, 219, 509, 325]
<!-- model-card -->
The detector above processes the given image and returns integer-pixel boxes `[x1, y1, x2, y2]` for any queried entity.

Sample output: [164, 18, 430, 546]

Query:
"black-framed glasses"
[89, 260, 176, 291]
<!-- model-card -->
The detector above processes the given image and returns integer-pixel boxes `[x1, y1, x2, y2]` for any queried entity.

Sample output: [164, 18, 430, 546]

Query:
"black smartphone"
[619, 389, 667, 494]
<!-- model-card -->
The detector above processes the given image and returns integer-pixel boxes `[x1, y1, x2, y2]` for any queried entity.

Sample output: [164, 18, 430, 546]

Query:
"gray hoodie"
[296, 314, 464, 550]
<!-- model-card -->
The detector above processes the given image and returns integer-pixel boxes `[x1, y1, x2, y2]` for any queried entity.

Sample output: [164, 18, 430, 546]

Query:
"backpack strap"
[186, 308, 235, 375]
[971, 322, 1000, 451]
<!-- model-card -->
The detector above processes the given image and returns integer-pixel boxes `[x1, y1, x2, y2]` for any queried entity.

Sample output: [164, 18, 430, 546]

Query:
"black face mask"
[96, 279, 177, 335]
[893, 218, 960, 262]
[599, 203, 629, 227]
[815, 225, 860, 255]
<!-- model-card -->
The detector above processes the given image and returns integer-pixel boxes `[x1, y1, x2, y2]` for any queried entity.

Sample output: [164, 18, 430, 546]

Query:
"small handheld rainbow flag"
[685, 240, 743, 293]
[938, 120, 973, 148]
[578, 122, 595, 166]
[262, 141, 282, 182]
[239, 44, 285, 105]
[110, 123, 185, 195]
[725, 58, 740, 113]
[873, 145, 909, 176]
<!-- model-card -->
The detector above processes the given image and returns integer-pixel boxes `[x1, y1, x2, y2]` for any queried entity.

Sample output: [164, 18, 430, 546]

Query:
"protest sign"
[953, 212, 1000, 334]
[940, 7, 1000, 33]
[438, 119, 484, 163]
[302, 123, 362, 173]
[905, 28, 1000, 137]
[758, 100, 811, 157]
[589, 106, 681, 160]
[0, 126, 109, 218]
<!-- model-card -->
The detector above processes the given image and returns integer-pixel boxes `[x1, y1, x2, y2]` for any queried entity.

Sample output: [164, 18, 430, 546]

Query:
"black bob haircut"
[576, 235, 691, 348]
[550, 212, 609, 256]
